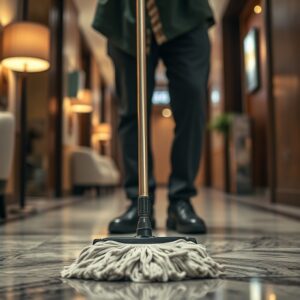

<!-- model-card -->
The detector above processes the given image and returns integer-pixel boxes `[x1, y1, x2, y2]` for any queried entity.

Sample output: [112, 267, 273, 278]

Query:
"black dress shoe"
[109, 203, 156, 234]
[167, 199, 207, 234]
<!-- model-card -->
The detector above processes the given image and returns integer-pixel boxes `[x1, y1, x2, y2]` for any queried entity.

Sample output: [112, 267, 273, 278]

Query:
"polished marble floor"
[0, 188, 299, 299]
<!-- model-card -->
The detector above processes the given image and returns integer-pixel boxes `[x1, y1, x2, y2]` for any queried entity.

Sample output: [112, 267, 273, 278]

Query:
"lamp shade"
[77, 89, 92, 102]
[93, 123, 112, 141]
[71, 98, 92, 113]
[1, 22, 50, 72]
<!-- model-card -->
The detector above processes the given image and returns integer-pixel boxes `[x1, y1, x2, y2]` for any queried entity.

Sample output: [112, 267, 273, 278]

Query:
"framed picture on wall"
[243, 28, 260, 93]
[67, 70, 85, 98]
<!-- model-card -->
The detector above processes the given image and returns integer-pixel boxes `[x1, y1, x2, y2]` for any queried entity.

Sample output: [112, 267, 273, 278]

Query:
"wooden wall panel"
[151, 106, 205, 186]
[151, 107, 174, 185]
[61, 0, 81, 194]
[240, 0, 269, 189]
[271, 0, 300, 205]
[48, 0, 64, 197]
[208, 0, 230, 190]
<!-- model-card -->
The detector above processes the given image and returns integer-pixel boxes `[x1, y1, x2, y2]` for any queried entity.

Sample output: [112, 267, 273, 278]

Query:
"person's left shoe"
[166, 199, 207, 234]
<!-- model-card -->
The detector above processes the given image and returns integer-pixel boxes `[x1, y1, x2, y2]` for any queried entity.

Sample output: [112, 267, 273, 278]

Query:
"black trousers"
[108, 26, 210, 203]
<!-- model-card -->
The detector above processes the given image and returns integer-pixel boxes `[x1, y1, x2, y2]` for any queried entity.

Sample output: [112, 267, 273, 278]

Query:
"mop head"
[61, 239, 224, 282]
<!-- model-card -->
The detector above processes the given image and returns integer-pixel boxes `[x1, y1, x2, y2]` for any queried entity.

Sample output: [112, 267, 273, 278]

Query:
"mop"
[61, 0, 224, 283]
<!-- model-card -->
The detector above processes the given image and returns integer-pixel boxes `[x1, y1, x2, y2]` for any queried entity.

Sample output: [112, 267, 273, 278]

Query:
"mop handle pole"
[136, 0, 148, 197]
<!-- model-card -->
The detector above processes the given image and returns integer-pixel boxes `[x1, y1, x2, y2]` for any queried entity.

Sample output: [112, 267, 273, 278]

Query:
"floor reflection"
[64, 278, 223, 300]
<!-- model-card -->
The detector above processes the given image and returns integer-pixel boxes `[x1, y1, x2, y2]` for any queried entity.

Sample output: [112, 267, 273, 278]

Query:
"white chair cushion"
[71, 146, 120, 186]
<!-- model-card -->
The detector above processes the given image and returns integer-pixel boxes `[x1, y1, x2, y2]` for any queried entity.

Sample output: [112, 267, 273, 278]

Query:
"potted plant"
[208, 113, 234, 137]
[208, 113, 252, 194]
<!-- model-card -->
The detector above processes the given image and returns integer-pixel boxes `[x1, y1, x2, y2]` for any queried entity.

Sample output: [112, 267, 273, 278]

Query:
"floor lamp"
[1, 22, 50, 209]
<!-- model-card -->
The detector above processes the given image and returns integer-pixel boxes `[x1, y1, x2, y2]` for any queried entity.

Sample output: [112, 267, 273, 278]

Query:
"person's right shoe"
[166, 199, 207, 234]
[108, 202, 156, 234]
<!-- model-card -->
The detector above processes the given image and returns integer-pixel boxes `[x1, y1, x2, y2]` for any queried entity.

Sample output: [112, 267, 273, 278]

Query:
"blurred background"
[0, 0, 299, 221]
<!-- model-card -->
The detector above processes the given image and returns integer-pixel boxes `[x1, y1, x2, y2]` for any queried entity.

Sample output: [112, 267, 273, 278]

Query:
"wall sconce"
[254, 5, 262, 14]
[77, 89, 92, 102]
[70, 89, 92, 113]
[161, 108, 172, 118]
[0, 21, 50, 209]
[93, 123, 112, 141]
[70, 98, 93, 113]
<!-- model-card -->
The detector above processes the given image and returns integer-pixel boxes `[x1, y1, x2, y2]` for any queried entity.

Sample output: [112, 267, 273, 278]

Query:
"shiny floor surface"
[0, 188, 299, 300]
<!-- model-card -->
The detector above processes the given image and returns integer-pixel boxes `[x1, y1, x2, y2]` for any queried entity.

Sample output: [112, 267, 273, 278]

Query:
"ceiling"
[72, 0, 114, 86]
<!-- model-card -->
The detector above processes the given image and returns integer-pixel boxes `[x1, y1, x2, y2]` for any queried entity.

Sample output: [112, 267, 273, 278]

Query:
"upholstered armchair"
[71, 146, 120, 195]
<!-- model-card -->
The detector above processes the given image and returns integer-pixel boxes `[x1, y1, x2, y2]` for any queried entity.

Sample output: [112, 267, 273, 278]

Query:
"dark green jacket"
[92, 0, 215, 56]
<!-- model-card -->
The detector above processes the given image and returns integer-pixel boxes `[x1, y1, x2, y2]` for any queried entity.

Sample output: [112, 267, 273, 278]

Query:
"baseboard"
[276, 189, 300, 207]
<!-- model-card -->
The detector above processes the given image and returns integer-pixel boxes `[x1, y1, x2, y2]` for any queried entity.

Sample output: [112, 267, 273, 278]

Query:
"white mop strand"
[61, 239, 224, 282]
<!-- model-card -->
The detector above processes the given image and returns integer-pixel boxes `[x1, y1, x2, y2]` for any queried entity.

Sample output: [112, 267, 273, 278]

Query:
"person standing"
[92, 0, 215, 234]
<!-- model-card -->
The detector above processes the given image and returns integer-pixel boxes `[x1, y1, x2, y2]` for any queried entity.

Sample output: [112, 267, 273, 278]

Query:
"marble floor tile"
[0, 188, 299, 299]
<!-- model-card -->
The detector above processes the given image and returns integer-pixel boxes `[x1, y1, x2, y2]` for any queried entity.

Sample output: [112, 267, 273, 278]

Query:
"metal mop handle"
[137, 0, 148, 197]
[136, 0, 152, 237]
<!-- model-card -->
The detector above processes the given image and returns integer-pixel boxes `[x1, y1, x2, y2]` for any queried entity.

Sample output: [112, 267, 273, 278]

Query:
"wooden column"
[48, 0, 64, 197]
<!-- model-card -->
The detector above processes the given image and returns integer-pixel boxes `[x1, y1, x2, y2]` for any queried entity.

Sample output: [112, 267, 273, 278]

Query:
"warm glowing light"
[77, 89, 92, 102]
[71, 98, 92, 113]
[71, 87, 93, 114]
[1, 57, 50, 73]
[93, 123, 112, 141]
[1, 22, 50, 72]
[254, 5, 262, 14]
[269, 293, 276, 300]
[71, 90, 93, 113]
[250, 279, 262, 300]
[161, 108, 172, 118]
[71, 104, 92, 113]
[0, 2, 17, 26]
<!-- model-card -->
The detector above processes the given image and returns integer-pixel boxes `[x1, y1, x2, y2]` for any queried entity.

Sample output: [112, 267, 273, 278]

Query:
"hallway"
[0, 188, 299, 299]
